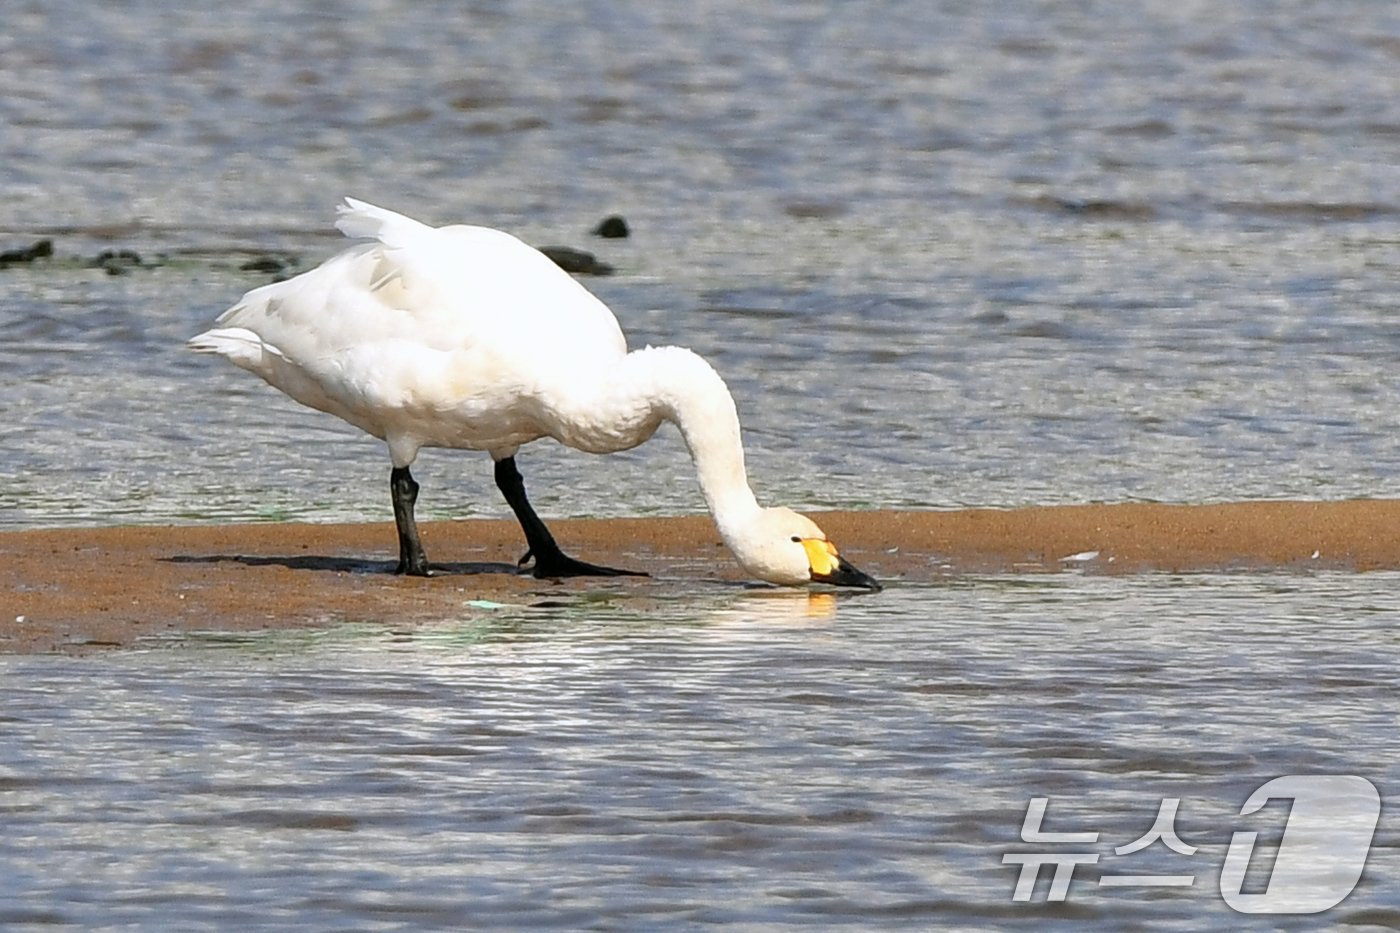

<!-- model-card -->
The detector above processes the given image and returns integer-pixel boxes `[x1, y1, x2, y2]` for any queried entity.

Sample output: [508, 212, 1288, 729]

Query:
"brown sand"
[3, 499, 1397, 653]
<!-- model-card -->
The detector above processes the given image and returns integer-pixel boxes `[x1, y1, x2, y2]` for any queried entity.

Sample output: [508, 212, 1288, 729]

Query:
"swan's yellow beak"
[801, 538, 881, 591]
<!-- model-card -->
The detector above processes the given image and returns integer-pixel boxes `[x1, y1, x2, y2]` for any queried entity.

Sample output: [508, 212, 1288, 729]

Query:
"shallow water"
[3, 575, 1399, 929]
[2, 2, 1399, 928]
[2, 0, 1400, 526]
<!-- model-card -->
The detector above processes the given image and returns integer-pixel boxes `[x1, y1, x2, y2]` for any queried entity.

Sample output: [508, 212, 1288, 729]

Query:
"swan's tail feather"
[334, 197, 432, 249]
[187, 326, 279, 370]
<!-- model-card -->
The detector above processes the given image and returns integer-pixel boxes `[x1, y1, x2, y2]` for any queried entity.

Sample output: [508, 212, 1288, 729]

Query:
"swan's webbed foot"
[394, 555, 433, 577]
[495, 457, 646, 579]
[518, 545, 645, 579]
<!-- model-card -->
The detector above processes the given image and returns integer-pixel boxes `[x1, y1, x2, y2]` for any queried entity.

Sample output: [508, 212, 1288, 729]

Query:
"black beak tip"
[813, 559, 883, 592]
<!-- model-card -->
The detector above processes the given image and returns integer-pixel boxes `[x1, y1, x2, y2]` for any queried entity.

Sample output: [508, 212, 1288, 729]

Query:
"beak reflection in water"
[801, 538, 882, 592]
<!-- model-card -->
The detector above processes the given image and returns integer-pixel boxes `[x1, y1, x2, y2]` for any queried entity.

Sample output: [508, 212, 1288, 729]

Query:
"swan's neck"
[586, 347, 762, 538]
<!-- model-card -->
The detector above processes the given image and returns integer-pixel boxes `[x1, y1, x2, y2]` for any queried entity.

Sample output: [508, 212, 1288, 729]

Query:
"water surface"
[1, 3, 1398, 928]
[1, 0, 1398, 525]
[3, 576, 1399, 929]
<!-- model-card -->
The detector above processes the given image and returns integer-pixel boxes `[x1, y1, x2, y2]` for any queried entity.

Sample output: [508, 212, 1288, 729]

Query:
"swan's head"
[729, 507, 881, 591]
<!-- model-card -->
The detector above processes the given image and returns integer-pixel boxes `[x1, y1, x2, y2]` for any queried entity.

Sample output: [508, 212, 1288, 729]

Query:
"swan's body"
[190, 199, 878, 589]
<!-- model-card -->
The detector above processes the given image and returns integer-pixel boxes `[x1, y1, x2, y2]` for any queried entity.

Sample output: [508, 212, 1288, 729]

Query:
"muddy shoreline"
[4, 499, 1397, 653]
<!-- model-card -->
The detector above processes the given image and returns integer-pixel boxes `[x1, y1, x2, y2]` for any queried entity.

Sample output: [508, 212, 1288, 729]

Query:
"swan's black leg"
[391, 466, 431, 576]
[493, 456, 644, 578]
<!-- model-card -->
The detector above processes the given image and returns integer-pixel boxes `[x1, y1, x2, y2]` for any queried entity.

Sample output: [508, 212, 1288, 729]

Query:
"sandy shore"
[3, 499, 1397, 653]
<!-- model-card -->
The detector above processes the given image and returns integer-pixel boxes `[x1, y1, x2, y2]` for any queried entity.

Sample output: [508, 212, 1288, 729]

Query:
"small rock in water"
[240, 254, 289, 274]
[591, 215, 629, 238]
[537, 245, 614, 275]
[91, 248, 144, 275]
[0, 239, 54, 266]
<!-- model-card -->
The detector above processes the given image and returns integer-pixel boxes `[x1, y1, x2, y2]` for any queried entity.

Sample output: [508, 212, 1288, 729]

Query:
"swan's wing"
[333, 198, 627, 361]
[205, 243, 407, 359]
[334, 197, 431, 246]
[192, 201, 628, 421]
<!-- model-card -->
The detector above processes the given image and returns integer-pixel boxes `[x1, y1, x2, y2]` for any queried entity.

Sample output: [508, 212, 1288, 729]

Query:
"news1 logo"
[1220, 775, 1379, 914]
[1005, 774, 1381, 914]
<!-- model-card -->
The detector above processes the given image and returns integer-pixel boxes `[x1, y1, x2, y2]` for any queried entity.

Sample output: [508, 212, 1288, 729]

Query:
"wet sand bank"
[3, 499, 1397, 653]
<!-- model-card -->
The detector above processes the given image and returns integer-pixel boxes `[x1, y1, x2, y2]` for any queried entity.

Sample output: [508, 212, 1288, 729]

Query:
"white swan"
[188, 199, 879, 590]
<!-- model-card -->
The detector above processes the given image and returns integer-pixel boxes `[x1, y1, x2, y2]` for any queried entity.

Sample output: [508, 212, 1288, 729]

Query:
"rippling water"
[2, 0, 1400, 525]
[3, 2, 1399, 927]
[3, 577, 1399, 929]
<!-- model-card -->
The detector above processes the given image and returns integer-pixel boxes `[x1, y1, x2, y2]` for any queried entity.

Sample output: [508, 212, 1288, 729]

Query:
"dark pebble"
[240, 255, 287, 274]
[0, 239, 55, 266]
[91, 248, 144, 275]
[537, 245, 614, 276]
[591, 215, 629, 238]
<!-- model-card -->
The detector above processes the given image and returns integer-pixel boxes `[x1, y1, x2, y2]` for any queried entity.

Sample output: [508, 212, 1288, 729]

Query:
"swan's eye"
[790, 536, 801, 543]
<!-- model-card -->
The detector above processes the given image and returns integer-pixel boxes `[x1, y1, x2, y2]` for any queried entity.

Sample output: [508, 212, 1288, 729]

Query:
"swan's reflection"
[701, 588, 839, 630]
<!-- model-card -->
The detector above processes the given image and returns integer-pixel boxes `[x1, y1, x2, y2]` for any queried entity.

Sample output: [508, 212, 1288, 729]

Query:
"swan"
[188, 199, 879, 591]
